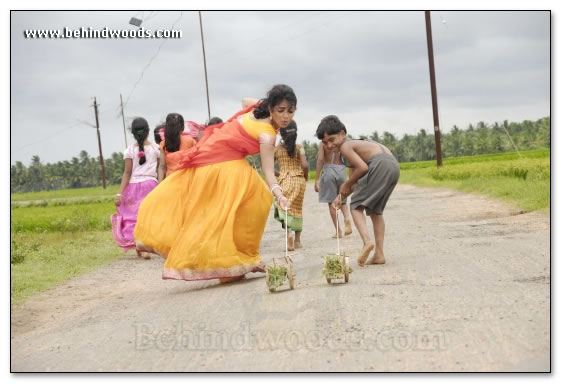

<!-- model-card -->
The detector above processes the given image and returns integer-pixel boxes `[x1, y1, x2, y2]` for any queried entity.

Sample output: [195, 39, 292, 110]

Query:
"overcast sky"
[10, 10, 550, 165]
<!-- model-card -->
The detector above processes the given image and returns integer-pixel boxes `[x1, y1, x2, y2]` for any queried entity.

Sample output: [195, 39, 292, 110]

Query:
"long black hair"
[206, 116, 223, 126]
[154, 124, 165, 145]
[253, 84, 297, 119]
[280, 120, 298, 158]
[164, 113, 184, 153]
[131, 117, 150, 165]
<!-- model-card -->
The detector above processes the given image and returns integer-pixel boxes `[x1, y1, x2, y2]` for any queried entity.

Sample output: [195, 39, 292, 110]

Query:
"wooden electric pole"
[120, 93, 128, 148]
[199, 11, 211, 121]
[92, 97, 107, 189]
[425, 11, 443, 167]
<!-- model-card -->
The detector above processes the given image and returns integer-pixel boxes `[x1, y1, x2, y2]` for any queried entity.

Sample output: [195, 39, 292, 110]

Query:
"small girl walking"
[111, 117, 160, 257]
[273, 120, 309, 250]
[158, 113, 196, 181]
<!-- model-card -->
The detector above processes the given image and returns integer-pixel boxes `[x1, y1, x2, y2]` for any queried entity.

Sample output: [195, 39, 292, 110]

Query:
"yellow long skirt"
[134, 159, 272, 281]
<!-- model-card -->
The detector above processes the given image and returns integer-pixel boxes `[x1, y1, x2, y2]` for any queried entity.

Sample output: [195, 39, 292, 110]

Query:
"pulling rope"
[285, 205, 289, 259]
[336, 194, 341, 256]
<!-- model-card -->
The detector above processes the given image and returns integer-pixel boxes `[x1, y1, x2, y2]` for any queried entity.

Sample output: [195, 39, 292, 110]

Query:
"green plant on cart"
[322, 254, 353, 277]
[266, 265, 287, 290]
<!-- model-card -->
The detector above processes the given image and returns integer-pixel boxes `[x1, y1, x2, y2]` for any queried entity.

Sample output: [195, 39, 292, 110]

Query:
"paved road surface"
[11, 184, 550, 372]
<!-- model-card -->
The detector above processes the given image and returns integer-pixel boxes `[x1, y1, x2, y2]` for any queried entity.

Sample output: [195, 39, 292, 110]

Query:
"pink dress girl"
[111, 118, 160, 253]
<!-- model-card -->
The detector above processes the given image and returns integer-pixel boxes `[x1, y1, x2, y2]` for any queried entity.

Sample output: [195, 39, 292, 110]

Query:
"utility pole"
[120, 93, 128, 148]
[424, 11, 443, 167]
[199, 11, 211, 121]
[92, 97, 107, 189]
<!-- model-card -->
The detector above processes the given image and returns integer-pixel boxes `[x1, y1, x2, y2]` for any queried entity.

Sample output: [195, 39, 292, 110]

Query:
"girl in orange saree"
[134, 84, 296, 283]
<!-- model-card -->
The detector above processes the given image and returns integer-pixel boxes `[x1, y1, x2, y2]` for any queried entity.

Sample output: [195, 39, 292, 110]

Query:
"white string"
[336, 195, 341, 256]
[285, 205, 288, 259]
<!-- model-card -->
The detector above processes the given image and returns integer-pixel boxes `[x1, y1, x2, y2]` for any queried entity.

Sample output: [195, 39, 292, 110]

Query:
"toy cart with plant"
[265, 207, 296, 293]
[265, 255, 295, 292]
[322, 202, 352, 284]
[323, 252, 351, 284]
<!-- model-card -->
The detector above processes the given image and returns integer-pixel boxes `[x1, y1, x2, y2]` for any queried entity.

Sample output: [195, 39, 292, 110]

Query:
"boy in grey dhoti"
[316, 115, 400, 267]
[314, 142, 352, 237]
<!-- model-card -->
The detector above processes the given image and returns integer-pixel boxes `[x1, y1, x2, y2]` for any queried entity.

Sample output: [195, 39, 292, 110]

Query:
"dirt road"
[11, 184, 550, 372]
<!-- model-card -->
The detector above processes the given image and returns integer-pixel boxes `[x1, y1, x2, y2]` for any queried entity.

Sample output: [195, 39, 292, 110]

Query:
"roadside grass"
[399, 150, 550, 213]
[11, 185, 119, 202]
[11, 201, 114, 232]
[11, 231, 125, 306]
[11, 192, 124, 305]
[11, 196, 114, 209]
[400, 149, 549, 170]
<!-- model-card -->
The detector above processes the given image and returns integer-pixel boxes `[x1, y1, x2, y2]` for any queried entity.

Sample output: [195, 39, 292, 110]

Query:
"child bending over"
[316, 115, 400, 267]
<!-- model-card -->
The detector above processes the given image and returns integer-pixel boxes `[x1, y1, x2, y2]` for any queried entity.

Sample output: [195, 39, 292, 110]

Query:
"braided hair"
[253, 84, 297, 119]
[131, 117, 150, 165]
[164, 113, 184, 153]
[280, 120, 298, 158]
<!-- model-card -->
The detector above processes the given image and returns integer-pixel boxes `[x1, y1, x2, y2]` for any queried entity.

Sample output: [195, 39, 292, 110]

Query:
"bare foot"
[294, 241, 302, 249]
[288, 235, 295, 251]
[344, 220, 353, 236]
[331, 232, 343, 239]
[219, 275, 245, 284]
[357, 242, 375, 266]
[141, 252, 152, 260]
[366, 252, 386, 265]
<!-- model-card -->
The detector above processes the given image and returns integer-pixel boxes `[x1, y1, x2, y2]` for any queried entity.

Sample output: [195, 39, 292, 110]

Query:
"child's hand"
[331, 195, 342, 210]
[340, 182, 352, 197]
[314, 181, 319, 193]
[114, 194, 122, 206]
[278, 195, 291, 211]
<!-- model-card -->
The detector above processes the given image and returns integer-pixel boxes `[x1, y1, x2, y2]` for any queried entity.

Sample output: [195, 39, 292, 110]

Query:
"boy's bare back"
[341, 140, 392, 165]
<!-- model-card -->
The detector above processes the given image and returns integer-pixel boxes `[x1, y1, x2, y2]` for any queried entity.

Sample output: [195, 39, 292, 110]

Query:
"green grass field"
[399, 149, 549, 170]
[11, 201, 114, 232]
[399, 149, 550, 212]
[11, 185, 119, 202]
[11, 187, 124, 305]
[11, 231, 124, 305]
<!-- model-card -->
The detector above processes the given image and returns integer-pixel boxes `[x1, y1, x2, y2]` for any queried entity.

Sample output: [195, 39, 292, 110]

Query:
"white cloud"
[10, 10, 550, 165]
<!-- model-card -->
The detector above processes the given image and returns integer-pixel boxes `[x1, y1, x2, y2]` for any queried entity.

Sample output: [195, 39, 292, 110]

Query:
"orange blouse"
[160, 135, 196, 176]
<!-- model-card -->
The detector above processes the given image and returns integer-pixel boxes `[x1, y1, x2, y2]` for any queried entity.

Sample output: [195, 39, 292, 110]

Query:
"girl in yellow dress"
[273, 121, 309, 251]
[134, 84, 296, 283]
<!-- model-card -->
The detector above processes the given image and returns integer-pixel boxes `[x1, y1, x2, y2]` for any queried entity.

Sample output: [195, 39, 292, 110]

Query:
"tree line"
[11, 117, 550, 193]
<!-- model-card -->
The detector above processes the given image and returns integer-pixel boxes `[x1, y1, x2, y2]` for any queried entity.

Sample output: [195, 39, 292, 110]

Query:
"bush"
[11, 233, 41, 264]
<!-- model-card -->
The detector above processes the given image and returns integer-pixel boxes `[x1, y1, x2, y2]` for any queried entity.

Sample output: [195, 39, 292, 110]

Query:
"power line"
[215, 11, 355, 69]
[211, 11, 327, 59]
[122, 11, 184, 109]
[14, 121, 83, 151]
[144, 11, 160, 23]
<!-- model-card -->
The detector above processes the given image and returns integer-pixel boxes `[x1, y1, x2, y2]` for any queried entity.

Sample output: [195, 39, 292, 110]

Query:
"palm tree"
[369, 131, 380, 142]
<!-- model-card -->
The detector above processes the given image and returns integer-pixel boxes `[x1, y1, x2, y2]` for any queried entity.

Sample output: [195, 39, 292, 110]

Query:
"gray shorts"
[351, 153, 400, 215]
[319, 164, 348, 204]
